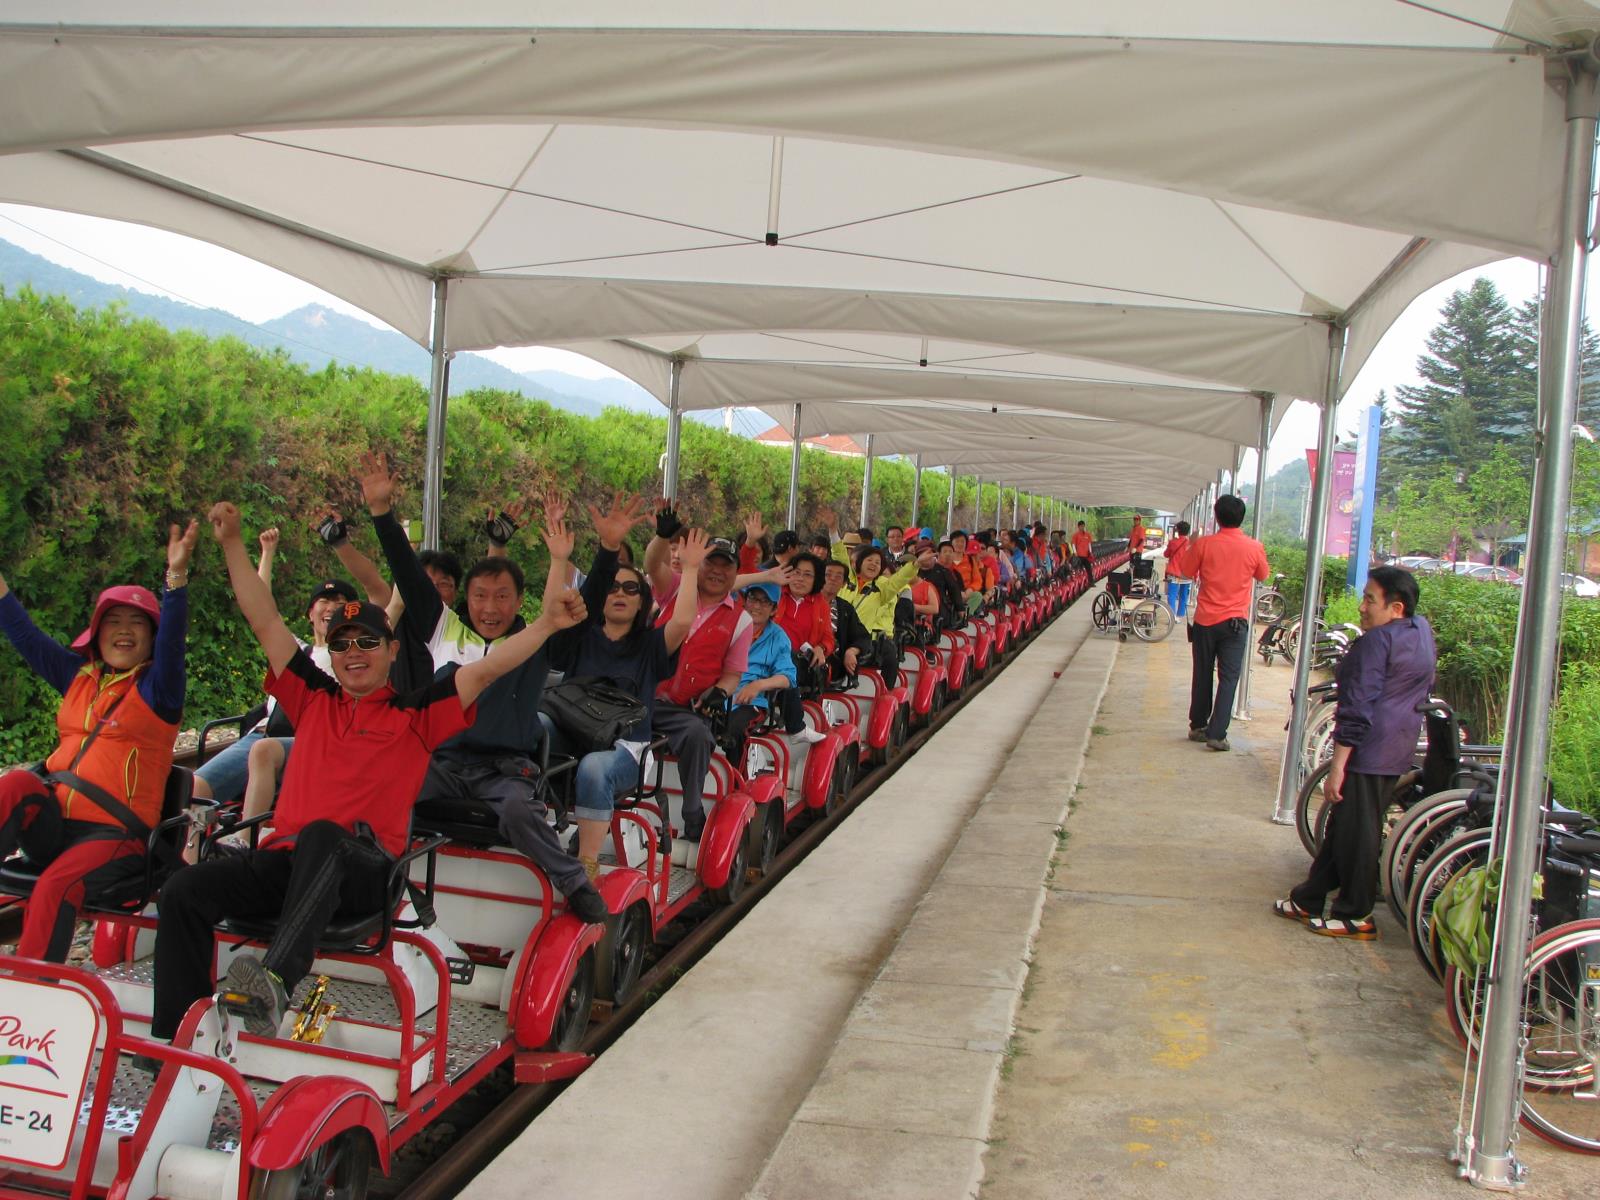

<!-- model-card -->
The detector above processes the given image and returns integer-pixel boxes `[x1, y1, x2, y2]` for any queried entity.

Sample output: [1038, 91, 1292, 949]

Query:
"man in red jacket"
[1174, 496, 1268, 751]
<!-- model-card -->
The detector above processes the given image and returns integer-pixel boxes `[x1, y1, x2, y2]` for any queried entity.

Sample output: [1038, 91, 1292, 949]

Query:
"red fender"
[91, 919, 136, 968]
[697, 790, 755, 889]
[801, 732, 846, 809]
[910, 659, 941, 715]
[947, 648, 971, 693]
[595, 865, 650, 915]
[512, 914, 606, 1049]
[248, 1075, 391, 1173]
[866, 692, 898, 750]
[744, 772, 786, 811]
[972, 625, 993, 669]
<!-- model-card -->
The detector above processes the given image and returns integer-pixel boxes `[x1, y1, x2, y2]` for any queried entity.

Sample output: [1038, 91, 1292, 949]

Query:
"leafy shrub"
[1551, 662, 1600, 817]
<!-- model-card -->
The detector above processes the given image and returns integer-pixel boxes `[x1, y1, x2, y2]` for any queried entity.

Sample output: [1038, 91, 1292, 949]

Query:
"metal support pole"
[786, 403, 803, 530]
[945, 472, 957, 536]
[1272, 325, 1346, 823]
[663, 359, 684, 502]
[859, 434, 876, 529]
[910, 453, 923, 530]
[971, 476, 982, 531]
[1234, 395, 1276, 722]
[995, 482, 1004, 530]
[1012, 488, 1019, 527]
[1467, 57, 1598, 1191]
[421, 276, 451, 552]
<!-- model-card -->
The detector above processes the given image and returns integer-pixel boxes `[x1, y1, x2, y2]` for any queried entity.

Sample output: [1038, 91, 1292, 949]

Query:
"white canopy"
[1, 3, 1595, 508]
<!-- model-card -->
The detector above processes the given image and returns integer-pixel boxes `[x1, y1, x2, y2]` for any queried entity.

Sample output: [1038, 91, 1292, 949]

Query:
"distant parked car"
[1512, 572, 1599, 598]
[1461, 564, 1521, 584]
[1397, 556, 1448, 574]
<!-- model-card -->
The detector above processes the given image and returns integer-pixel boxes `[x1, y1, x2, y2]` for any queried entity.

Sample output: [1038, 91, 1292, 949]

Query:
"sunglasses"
[329, 634, 385, 653]
[607, 580, 643, 596]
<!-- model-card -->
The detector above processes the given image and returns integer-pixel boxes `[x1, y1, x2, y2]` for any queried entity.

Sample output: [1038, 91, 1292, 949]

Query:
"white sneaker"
[790, 727, 827, 745]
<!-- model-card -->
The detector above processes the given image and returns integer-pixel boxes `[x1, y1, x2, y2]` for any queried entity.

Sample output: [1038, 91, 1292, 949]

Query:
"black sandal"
[1308, 915, 1377, 940]
[1273, 897, 1313, 923]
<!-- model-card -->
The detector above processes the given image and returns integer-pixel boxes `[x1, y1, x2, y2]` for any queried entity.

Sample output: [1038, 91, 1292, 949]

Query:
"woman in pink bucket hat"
[0, 520, 198, 961]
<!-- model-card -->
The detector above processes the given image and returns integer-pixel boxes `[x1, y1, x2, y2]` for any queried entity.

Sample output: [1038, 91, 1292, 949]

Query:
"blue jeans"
[1166, 580, 1191, 618]
[537, 714, 642, 822]
[196, 731, 297, 803]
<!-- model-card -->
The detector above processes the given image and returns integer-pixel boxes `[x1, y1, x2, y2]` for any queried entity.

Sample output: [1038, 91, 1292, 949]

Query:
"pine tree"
[1388, 278, 1529, 476]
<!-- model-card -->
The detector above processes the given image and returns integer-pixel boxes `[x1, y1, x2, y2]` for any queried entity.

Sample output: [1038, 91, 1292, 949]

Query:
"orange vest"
[44, 665, 177, 828]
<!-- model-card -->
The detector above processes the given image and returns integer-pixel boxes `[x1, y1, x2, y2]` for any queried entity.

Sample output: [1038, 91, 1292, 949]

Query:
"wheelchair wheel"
[1254, 591, 1286, 624]
[1128, 599, 1174, 642]
[1091, 592, 1115, 632]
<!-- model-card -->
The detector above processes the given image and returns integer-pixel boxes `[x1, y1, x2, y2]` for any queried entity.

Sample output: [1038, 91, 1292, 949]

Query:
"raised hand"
[815, 506, 839, 533]
[208, 502, 242, 544]
[588, 490, 651, 551]
[541, 488, 568, 532]
[743, 511, 767, 544]
[484, 505, 520, 548]
[654, 497, 684, 540]
[545, 588, 587, 631]
[258, 527, 281, 555]
[316, 510, 350, 547]
[168, 519, 201, 572]
[677, 527, 710, 571]
[540, 513, 576, 563]
[358, 451, 398, 514]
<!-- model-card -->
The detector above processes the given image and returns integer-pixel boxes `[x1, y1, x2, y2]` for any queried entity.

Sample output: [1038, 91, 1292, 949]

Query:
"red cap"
[72, 585, 161, 655]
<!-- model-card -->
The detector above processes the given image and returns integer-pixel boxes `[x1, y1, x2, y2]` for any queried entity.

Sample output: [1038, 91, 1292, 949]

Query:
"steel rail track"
[388, 600, 1075, 1200]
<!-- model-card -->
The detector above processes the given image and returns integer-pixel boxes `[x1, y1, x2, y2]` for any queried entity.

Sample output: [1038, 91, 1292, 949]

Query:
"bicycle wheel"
[1091, 592, 1115, 632]
[1254, 590, 1286, 624]
[1129, 598, 1174, 642]
[1381, 788, 1474, 927]
[1447, 919, 1600, 1126]
[1406, 827, 1492, 984]
[1294, 760, 1332, 856]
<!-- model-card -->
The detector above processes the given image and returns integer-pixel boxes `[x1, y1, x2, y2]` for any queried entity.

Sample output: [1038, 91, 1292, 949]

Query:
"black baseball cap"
[326, 600, 393, 641]
[773, 530, 800, 554]
[705, 538, 739, 564]
[306, 579, 358, 617]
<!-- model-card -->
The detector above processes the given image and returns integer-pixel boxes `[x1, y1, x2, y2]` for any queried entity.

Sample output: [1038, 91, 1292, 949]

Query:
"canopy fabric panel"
[2, 5, 1595, 510]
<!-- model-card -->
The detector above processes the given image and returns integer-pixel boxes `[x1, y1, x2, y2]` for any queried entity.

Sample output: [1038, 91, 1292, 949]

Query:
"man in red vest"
[651, 536, 752, 842]
[0, 521, 198, 962]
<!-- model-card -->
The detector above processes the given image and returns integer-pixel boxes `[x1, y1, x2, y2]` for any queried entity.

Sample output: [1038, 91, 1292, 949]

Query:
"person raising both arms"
[0, 518, 198, 961]
[149, 501, 586, 1046]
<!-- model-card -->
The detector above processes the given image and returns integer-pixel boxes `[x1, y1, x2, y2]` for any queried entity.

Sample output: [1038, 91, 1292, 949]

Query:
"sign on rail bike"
[0, 977, 96, 1170]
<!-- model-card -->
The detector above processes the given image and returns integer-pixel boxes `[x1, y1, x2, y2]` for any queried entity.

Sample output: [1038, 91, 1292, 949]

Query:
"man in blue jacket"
[1276, 566, 1436, 938]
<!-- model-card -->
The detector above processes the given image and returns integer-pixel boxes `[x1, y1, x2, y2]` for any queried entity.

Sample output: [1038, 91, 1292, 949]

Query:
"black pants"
[727, 692, 806, 749]
[416, 752, 589, 899]
[1188, 617, 1248, 740]
[152, 819, 388, 1039]
[1076, 555, 1094, 575]
[1291, 771, 1396, 921]
[652, 703, 715, 823]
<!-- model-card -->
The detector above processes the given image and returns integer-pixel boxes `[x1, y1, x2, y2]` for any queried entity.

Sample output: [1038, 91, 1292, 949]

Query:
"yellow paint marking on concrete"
[1143, 972, 1212, 1069]
[1125, 1142, 1152, 1153]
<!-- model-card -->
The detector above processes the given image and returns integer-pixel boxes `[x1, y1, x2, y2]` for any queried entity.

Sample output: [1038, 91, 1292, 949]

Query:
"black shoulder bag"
[539, 677, 648, 755]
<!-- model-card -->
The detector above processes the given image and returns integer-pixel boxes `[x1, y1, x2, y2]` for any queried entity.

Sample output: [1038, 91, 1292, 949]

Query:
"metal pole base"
[1466, 1149, 1527, 1191]
[1269, 810, 1295, 826]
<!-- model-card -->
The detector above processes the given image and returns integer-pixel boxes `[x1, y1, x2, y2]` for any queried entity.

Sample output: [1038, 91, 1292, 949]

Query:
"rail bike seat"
[221, 832, 448, 955]
[411, 743, 577, 848]
[0, 765, 195, 912]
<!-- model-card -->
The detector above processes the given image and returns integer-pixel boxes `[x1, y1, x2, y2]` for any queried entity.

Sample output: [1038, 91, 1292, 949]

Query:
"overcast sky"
[0, 202, 1554, 492]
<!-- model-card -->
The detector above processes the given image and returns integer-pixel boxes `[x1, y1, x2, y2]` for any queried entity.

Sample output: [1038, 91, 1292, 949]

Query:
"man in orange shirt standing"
[1129, 515, 1146, 560]
[1173, 495, 1268, 751]
[1070, 521, 1094, 576]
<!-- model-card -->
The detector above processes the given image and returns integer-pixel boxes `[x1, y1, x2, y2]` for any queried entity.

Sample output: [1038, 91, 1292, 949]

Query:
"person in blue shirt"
[1276, 566, 1437, 939]
[724, 583, 824, 751]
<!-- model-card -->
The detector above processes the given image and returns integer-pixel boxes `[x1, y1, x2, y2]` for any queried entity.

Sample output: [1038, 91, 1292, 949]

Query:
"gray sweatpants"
[416, 753, 588, 899]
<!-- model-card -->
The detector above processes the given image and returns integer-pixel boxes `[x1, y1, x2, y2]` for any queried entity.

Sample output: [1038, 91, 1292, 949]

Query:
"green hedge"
[0, 287, 1095, 764]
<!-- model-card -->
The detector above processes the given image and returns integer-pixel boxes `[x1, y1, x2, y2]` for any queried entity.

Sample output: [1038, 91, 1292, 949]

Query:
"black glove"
[485, 510, 519, 546]
[655, 504, 683, 540]
[694, 685, 729, 713]
[316, 515, 350, 547]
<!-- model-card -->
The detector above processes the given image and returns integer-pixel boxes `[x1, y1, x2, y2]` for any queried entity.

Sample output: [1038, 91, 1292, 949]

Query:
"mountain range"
[0, 237, 747, 426]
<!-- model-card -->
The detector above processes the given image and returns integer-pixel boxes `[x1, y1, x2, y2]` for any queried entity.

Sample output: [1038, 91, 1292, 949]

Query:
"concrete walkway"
[981, 631, 1593, 1200]
[470, 600, 1105, 1200]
